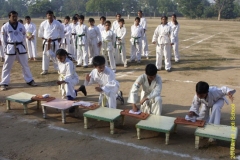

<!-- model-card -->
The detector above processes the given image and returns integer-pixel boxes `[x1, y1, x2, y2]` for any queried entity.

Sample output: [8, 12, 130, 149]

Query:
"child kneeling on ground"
[84, 55, 124, 108]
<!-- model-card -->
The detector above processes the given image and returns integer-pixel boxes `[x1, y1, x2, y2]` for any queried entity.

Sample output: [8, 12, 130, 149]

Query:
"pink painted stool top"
[41, 98, 75, 110]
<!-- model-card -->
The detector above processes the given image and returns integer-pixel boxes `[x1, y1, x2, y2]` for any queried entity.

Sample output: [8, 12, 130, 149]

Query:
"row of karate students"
[0, 11, 237, 135]
[0, 10, 180, 74]
[55, 48, 236, 132]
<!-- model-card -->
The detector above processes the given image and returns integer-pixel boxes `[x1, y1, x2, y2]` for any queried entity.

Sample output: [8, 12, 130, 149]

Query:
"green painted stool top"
[195, 124, 238, 141]
[6, 92, 36, 103]
[83, 107, 123, 122]
[136, 115, 176, 133]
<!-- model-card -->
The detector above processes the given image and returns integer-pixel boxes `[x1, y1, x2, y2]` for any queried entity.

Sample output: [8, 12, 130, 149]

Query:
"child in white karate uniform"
[168, 14, 180, 62]
[61, 16, 72, 53]
[75, 15, 88, 68]
[115, 18, 127, 67]
[56, 49, 86, 101]
[152, 16, 174, 72]
[128, 64, 162, 115]
[0, 23, 5, 62]
[188, 81, 236, 125]
[87, 18, 102, 65]
[101, 21, 116, 72]
[69, 16, 79, 60]
[129, 17, 144, 63]
[97, 16, 106, 55]
[84, 56, 124, 108]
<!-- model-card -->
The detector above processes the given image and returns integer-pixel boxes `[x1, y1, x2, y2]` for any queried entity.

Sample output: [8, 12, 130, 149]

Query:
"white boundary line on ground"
[182, 34, 204, 42]
[180, 32, 222, 51]
[0, 113, 207, 160]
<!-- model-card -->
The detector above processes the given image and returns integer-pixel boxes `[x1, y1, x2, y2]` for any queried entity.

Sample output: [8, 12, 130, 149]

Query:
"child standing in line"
[97, 16, 106, 55]
[61, 16, 72, 53]
[115, 18, 127, 67]
[56, 49, 86, 101]
[84, 56, 124, 108]
[75, 15, 88, 68]
[101, 21, 116, 73]
[129, 17, 144, 63]
[69, 16, 79, 61]
[0, 22, 5, 62]
[87, 18, 102, 65]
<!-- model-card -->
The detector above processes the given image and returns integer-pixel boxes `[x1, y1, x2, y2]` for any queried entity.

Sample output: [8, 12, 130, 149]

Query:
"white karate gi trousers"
[42, 43, 59, 71]
[102, 43, 116, 70]
[0, 45, 4, 58]
[130, 42, 142, 61]
[140, 91, 162, 115]
[156, 44, 171, 70]
[26, 39, 37, 58]
[59, 78, 79, 99]
[99, 84, 119, 109]
[141, 34, 149, 57]
[197, 99, 224, 125]
[77, 45, 88, 66]
[71, 36, 77, 60]
[88, 39, 99, 65]
[0, 52, 33, 85]
[115, 43, 127, 65]
[172, 38, 179, 61]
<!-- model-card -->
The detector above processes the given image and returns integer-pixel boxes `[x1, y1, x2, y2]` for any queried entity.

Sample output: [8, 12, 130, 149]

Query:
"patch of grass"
[227, 46, 240, 55]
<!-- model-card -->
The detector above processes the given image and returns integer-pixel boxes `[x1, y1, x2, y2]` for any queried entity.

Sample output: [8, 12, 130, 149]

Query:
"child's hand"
[95, 87, 102, 92]
[47, 38, 52, 43]
[140, 97, 148, 105]
[152, 41, 156, 44]
[98, 42, 102, 47]
[227, 92, 234, 103]
[57, 81, 65, 85]
[188, 111, 194, 117]
[86, 74, 91, 82]
[132, 104, 138, 112]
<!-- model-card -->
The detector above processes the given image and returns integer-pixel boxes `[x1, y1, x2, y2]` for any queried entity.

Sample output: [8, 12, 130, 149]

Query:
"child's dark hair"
[57, 19, 62, 23]
[18, 19, 23, 24]
[64, 16, 70, 20]
[25, 16, 31, 20]
[46, 10, 54, 15]
[79, 15, 85, 20]
[8, 11, 18, 17]
[89, 18, 95, 23]
[116, 13, 121, 17]
[118, 18, 125, 23]
[138, 10, 143, 14]
[56, 49, 73, 61]
[196, 81, 209, 94]
[100, 16, 106, 21]
[161, 16, 168, 24]
[172, 14, 178, 25]
[135, 17, 140, 21]
[145, 64, 157, 76]
[105, 20, 111, 26]
[72, 16, 78, 21]
[92, 56, 105, 67]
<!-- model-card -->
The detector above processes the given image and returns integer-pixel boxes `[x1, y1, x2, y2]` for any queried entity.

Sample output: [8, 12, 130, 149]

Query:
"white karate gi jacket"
[152, 24, 175, 45]
[24, 22, 37, 38]
[111, 20, 119, 33]
[101, 30, 115, 51]
[75, 24, 88, 45]
[168, 21, 180, 42]
[61, 23, 72, 45]
[130, 25, 144, 45]
[115, 27, 126, 44]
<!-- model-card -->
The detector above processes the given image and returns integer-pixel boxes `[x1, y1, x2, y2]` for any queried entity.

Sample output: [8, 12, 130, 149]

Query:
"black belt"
[6, 42, 26, 54]
[43, 38, 58, 51]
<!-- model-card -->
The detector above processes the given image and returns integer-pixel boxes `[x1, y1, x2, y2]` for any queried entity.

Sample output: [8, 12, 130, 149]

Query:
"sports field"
[0, 17, 239, 160]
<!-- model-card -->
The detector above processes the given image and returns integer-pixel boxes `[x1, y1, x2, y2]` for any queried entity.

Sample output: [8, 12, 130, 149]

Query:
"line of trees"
[0, 0, 240, 20]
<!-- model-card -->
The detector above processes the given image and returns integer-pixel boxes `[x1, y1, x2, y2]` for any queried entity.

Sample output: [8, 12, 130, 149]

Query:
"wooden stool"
[6, 92, 40, 114]
[83, 107, 123, 134]
[41, 98, 77, 124]
[195, 124, 238, 149]
[136, 115, 176, 145]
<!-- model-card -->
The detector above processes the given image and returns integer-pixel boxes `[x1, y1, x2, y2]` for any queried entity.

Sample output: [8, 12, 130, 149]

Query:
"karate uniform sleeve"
[38, 22, 44, 38]
[220, 86, 236, 95]
[170, 27, 175, 44]
[127, 75, 144, 104]
[141, 19, 147, 30]
[120, 28, 126, 40]
[84, 70, 97, 86]
[112, 32, 116, 46]
[65, 26, 71, 36]
[147, 77, 162, 100]
[152, 26, 159, 43]
[173, 24, 179, 39]
[32, 24, 37, 36]
[96, 27, 102, 43]
[58, 22, 65, 39]
[189, 95, 201, 115]
[63, 61, 76, 83]
[101, 70, 119, 96]
[1, 26, 7, 48]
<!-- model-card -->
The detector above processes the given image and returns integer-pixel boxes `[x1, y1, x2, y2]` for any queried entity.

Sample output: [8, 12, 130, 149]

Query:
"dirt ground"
[0, 17, 240, 160]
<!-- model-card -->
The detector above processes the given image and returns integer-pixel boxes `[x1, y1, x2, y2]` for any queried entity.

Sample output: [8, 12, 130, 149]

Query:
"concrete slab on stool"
[83, 107, 123, 134]
[41, 98, 76, 124]
[6, 92, 40, 114]
[195, 124, 238, 149]
[136, 115, 176, 144]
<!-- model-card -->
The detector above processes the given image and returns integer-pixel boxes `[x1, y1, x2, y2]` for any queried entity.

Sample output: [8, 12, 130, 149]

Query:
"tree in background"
[28, 0, 52, 17]
[220, 0, 236, 19]
[86, 0, 121, 15]
[158, 0, 177, 16]
[214, 0, 228, 21]
[62, 0, 87, 17]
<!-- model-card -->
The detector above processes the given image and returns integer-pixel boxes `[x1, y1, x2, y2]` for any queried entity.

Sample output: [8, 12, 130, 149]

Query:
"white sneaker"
[124, 64, 128, 68]
[146, 56, 149, 60]
[40, 71, 48, 75]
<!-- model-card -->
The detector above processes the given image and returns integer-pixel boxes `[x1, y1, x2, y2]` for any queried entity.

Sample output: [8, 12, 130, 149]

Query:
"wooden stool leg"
[23, 104, 28, 115]
[84, 117, 88, 129]
[61, 110, 66, 124]
[165, 133, 170, 145]
[174, 124, 177, 133]
[195, 136, 200, 149]
[42, 106, 47, 118]
[137, 128, 141, 140]
[6, 100, 11, 110]
[37, 100, 41, 109]
[121, 115, 125, 126]
[74, 106, 79, 118]
[110, 122, 114, 134]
